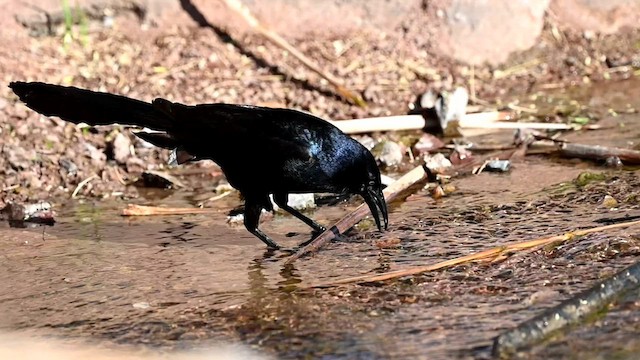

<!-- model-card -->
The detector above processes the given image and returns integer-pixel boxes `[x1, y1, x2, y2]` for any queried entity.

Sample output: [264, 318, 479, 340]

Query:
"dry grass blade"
[71, 174, 98, 198]
[121, 204, 218, 216]
[221, 0, 365, 106]
[306, 220, 640, 287]
[285, 165, 428, 265]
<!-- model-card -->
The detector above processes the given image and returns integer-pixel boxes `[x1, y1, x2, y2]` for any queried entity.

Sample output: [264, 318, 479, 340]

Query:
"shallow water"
[2, 79, 640, 359]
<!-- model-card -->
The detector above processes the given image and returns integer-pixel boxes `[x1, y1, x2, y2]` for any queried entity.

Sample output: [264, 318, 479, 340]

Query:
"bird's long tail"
[9, 81, 173, 131]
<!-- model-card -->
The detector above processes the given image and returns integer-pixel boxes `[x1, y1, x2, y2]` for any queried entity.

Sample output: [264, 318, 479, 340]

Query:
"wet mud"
[1, 158, 639, 358]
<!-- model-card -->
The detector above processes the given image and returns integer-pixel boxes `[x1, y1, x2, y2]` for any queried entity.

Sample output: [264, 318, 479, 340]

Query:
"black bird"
[9, 81, 388, 248]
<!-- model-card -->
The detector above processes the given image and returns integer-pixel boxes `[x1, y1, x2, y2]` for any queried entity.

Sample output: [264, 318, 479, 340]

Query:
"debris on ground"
[0, 201, 55, 226]
[272, 193, 316, 211]
[121, 204, 216, 216]
[423, 153, 452, 173]
[480, 159, 511, 173]
[109, 132, 133, 164]
[306, 219, 640, 287]
[372, 141, 404, 167]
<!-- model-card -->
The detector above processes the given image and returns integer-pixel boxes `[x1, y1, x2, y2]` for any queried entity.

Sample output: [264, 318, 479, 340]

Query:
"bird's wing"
[163, 102, 338, 165]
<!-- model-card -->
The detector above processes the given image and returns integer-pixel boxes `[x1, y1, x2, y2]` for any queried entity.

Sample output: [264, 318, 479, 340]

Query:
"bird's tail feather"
[9, 81, 173, 131]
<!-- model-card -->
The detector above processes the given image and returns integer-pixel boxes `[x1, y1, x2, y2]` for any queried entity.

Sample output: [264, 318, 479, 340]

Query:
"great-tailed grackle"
[9, 81, 388, 248]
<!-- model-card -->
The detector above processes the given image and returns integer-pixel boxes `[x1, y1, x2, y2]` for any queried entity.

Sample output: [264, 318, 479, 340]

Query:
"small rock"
[226, 213, 245, 225]
[15, 123, 31, 137]
[126, 157, 147, 173]
[432, 185, 446, 199]
[373, 141, 404, 167]
[1, 202, 55, 226]
[449, 145, 474, 166]
[6, 146, 35, 171]
[272, 193, 316, 211]
[21, 171, 42, 188]
[12, 104, 29, 119]
[414, 133, 445, 154]
[357, 135, 376, 150]
[84, 142, 106, 165]
[132, 302, 150, 309]
[442, 184, 456, 194]
[111, 132, 132, 164]
[602, 195, 618, 208]
[484, 160, 511, 172]
[424, 153, 452, 172]
[58, 158, 78, 175]
[605, 156, 623, 167]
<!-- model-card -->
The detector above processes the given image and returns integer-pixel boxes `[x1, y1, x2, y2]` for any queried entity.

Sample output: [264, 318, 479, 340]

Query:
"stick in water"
[305, 219, 640, 287]
[284, 165, 429, 264]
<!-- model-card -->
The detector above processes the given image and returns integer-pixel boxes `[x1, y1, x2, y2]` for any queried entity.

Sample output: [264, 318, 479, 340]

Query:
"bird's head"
[354, 151, 389, 232]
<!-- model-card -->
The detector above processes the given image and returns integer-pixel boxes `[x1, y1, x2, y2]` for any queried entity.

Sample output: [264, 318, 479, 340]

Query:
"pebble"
[374, 141, 404, 167]
[112, 132, 132, 164]
[602, 195, 618, 208]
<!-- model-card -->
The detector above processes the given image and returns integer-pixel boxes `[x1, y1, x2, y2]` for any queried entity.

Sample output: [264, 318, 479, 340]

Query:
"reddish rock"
[427, 0, 550, 65]
[550, 0, 640, 34]
[2, 0, 640, 65]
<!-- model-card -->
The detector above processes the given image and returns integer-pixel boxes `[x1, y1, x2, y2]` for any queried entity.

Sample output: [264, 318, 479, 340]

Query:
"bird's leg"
[273, 193, 326, 233]
[244, 201, 280, 249]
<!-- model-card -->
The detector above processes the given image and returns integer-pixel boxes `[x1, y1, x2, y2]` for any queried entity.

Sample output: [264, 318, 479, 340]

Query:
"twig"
[71, 174, 98, 198]
[462, 122, 595, 130]
[444, 144, 516, 152]
[220, 0, 365, 106]
[284, 165, 429, 264]
[196, 191, 233, 207]
[305, 220, 640, 287]
[493, 58, 543, 79]
[493, 260, 640, 357]
[121, 204, 218, 216]
[330, 111, 511, 134]
[111, 166, 127, 185]
[2, 185, 20, 192]
[506, 103, 539, 113]
[556, 142, 640, 164]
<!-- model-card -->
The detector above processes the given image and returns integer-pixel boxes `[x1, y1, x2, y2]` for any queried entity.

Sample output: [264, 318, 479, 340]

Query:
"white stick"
[330, 112, 589, 134]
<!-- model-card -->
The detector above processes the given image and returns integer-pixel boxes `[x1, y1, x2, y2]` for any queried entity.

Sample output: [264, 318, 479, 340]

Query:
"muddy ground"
[1, 7, 640, 360]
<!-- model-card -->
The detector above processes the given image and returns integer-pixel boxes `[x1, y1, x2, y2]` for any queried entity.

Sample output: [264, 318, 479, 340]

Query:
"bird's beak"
[363, 186, 388, 231]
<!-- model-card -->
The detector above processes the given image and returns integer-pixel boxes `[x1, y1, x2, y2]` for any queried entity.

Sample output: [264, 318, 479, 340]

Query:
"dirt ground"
[1, 5, 640, 360]
[1, 9, 639, 205]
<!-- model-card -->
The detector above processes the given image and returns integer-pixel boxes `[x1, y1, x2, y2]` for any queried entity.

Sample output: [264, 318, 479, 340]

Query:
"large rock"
[550, 0, 640, 34]
[428, 0, 550, 65]
[2, 0, 419, 39]
[3, 0, 640, 65]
